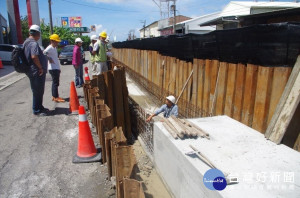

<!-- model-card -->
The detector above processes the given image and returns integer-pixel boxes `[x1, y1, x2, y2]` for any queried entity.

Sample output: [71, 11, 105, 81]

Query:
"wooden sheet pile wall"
[112, 48, 292, 134]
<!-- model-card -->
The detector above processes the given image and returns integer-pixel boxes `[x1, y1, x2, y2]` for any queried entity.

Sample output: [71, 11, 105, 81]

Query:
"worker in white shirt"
[43, 34, 65, 102]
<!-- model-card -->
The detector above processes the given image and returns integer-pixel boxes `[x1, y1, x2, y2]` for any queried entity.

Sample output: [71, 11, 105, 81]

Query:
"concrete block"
[154, 116, 300, 198]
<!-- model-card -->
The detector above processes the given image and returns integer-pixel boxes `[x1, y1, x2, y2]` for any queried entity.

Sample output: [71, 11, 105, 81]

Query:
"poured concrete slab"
[154, 116, 300, 198]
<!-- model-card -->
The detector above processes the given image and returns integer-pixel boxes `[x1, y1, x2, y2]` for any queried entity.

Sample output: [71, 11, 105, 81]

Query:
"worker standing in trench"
[146, 95, 178, 122]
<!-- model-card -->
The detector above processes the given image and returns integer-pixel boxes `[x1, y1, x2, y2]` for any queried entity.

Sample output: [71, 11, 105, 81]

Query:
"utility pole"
[48, 0, 53, 34]
[141, 20, 146, 38]
[171, 1, 176, 34]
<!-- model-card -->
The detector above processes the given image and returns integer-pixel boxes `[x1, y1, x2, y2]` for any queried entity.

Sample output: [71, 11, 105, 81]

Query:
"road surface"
[0, 54, 114, 198]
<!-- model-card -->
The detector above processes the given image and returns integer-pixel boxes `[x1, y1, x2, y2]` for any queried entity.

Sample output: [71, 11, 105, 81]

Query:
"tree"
[20, 16, 90, 50]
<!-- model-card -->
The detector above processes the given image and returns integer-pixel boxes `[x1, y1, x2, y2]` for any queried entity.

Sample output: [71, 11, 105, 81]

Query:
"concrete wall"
[153, 116, 300, 198]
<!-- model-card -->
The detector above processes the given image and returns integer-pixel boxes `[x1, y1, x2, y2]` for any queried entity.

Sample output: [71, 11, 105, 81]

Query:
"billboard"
[61, 17, 69, 27]
[69, 17, 82, 27]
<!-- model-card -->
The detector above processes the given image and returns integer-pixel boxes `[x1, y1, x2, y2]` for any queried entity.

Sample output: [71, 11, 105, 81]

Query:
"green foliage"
[20, 17, 90, 50]
[21, 16, 29, 40]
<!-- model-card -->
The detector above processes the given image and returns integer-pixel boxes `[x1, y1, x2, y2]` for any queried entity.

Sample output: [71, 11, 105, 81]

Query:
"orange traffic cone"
[0, 58, 3, 69]
[84, 67, 90, 81]
[73, 106, 101, 163]
[69, 81, 80, 114]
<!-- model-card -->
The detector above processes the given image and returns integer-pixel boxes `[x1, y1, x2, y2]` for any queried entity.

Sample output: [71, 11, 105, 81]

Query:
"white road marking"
[0, 71, 26, 91]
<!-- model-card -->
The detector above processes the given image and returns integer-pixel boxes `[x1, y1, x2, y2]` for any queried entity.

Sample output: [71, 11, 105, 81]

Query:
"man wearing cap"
[92, 31, 108, 75]
[44, 34, 65, 103]
[146, 95, 178, 122]
[89, 35, 98, 75]
[24, 24, 49, 116]
[72, 38, 84, 88]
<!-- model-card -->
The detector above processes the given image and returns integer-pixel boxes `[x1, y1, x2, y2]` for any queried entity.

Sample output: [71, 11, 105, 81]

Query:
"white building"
[139, 21, 159, 39]
[179, 12, 220, 34]
[200, 1, 300, 30]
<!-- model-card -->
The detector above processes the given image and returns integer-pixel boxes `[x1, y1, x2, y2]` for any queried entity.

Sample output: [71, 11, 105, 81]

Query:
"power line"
[60, 0, 141, 13]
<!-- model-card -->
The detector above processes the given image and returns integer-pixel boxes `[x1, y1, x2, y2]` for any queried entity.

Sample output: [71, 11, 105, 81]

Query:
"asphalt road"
[0, 54, 113, 198]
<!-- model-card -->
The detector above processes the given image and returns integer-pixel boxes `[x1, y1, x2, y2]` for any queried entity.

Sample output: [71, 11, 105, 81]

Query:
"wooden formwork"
[105, 127, 127, 178]
[82, 67, 145, 197]
[112, 48, 293, 135]
[118, 178, 145, 198]
[115, 145, 136, 198]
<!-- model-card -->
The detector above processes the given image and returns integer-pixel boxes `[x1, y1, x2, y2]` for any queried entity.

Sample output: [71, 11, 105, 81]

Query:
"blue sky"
[0, 0, 296, 41]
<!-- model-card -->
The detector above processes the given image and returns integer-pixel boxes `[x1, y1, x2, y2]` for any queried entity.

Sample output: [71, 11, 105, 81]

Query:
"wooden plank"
[148, 51, 152, 82]
[215, 62, 228, 116]
[187, 62, 193, 102]
[178, 60, 184, 106]
[115, 145, 136, 182]
[209, 60, 220, 116]
[113, 69, 126, 133]
[104, 71, 114, 125]
[202, 59, 211, 117]
[266, 56, 300, 143]
[175, 59, 180, 97]
[197, 59, 205, 117]
[252, 66, 274, 133]
[123, 178, 145, 198]
[241, 64, 258, 126]
[232, 63, 246, 121]
[169, 57, 177, 95]
[267, 67, 292, 126]
[191, 59, 199, 110]
[224, 63, 237, 117]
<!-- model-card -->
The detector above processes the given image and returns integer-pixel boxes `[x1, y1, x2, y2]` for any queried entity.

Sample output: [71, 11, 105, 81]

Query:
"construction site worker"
[92, 31, 108, 74]
[89, 35, 98, 75]
[72, 38, 84, 88]
[43, 34, 65, 103]
[24, 24, 49, 116]
[146, 95, 178, 122]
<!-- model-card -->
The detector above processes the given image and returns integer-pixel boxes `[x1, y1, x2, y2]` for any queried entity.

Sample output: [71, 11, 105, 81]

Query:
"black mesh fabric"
[112, 22, 300, 67]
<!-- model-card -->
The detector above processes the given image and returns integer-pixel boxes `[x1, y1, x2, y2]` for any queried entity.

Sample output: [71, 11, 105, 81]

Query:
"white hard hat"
[75, 38, 83, 43]
[166, 95, 176, 104]
[90, 35, 97, 41]
[29, 24, 40, 32]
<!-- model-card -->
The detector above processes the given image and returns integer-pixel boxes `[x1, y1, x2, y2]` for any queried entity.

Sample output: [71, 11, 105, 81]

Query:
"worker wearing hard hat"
[92, 31, 109, 75]
[23, 24, 49, 116]
[72, 38, 84, 88]
[43, 34, 65, 103]
[89, 35, 98, 75]
[146, 95, 178, 122]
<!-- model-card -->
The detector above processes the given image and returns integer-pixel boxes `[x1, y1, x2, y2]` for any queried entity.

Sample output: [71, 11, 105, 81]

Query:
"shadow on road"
[48, 107, 70, 116]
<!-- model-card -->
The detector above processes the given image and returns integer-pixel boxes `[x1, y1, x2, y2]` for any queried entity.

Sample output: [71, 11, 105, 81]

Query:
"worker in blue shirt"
[146, 95, 178, 122]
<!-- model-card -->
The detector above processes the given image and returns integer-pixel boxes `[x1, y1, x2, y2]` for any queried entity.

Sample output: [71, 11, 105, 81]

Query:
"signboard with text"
[69, 17, 82, 27]
[61, 17, 69, 27]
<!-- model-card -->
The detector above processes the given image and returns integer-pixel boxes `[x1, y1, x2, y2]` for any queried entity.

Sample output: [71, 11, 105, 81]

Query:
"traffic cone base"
[72, 106, 101, 164]
[72, 150, 101, 163]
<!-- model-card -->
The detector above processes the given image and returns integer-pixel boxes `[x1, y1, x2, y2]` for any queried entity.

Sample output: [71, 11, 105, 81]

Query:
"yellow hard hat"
[49, 34, 61, 42]
[99, 31, 107, 38]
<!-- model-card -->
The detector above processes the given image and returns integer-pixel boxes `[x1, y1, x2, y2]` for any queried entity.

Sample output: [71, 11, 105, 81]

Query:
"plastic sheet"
[113, 23, 300, 67]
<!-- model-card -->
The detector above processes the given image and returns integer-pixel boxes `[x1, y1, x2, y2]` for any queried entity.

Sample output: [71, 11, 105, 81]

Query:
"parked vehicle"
[58, 45, 85, 65]
[0, 44, 17, 64]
